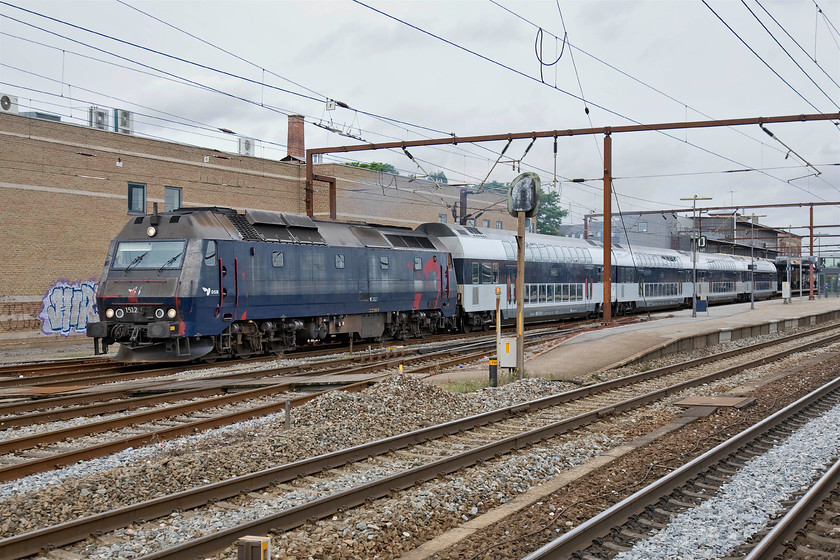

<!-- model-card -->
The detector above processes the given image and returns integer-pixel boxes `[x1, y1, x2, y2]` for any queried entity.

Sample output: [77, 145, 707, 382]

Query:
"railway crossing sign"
[507, 172, 541, 218]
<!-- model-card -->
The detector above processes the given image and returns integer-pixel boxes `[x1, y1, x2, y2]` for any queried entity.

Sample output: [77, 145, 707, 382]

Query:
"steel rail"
[522, 376, 840, 559]
[0, 377, 381, 482]
[0, 386, 227, 429]
[743, 455, 840, 559]
[0, 357, 112, 377]
[0, 362, 189, 389]
[6, 329, 837, 560]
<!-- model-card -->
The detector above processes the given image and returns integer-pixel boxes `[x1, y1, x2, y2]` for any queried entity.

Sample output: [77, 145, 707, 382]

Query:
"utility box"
[498, 337, 517, 369]
[236, 536, 270, 560]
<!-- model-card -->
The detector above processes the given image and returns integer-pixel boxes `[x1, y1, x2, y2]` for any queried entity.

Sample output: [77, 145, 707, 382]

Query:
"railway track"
[0, 327, 567, 482]
[522, 374, 840, 560]
[0, 319, 602, 474]
[4, 325, 840, 559]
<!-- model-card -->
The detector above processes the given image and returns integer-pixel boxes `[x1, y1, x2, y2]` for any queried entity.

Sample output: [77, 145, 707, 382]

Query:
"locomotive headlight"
[167, 308, 177, 319]
[147, 226, 157, 237]
[105, 308, 114, 318]
[115, 308, 125, 319]
[154, 308, 165, 319]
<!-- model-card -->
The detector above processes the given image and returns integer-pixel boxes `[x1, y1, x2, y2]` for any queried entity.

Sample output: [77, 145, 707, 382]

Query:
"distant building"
[559, 212, 799, 260]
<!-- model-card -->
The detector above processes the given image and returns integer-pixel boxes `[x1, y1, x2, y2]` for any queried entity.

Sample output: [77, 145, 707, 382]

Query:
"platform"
[524, 296, 840, 380]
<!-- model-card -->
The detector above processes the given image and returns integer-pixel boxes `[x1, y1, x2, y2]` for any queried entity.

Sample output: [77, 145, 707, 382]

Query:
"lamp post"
[741, 214, 766, 310]
[681, 195, 712, 317]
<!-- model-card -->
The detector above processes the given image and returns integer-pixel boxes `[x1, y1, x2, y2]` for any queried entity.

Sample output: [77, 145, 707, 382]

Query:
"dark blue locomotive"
[87, 207, 457, 361]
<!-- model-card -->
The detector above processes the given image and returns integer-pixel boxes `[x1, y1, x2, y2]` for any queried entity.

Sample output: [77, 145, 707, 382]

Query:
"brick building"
[0, 111, 513, 347]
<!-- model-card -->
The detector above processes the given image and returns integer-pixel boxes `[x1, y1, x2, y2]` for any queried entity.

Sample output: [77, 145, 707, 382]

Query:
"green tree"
[345, 162, 399, 175]
[536, 191, 568, 236]
[475, 180, 507, 194]
[429, 170, 448, 184]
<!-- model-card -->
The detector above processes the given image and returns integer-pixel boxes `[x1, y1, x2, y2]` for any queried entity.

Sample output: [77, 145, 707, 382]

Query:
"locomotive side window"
[414, 257, 422, 271]
[204, 241, 217, 266]
[272, 251, 284, 268]
[380, 256, 389, 270]
[335, 254, 345, 269]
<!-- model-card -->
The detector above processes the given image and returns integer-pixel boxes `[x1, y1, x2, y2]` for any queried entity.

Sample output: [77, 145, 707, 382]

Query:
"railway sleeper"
[801, 531, 840, 550]
[793, 542, 840, 558]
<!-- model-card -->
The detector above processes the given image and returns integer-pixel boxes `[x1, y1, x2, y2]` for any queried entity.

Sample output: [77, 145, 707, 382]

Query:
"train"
[86, 207, 778, 362]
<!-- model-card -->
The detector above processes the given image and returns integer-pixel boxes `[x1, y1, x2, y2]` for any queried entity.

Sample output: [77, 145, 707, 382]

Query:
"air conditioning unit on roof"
[89, 106, 109, 130]
[0, 93, 18, 114]
[239, 137, 255, 156]
[114, 109, 134, 134]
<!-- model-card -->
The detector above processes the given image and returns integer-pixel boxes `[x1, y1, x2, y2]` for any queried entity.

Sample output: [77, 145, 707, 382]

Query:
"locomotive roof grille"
[227, 213, 264, 241]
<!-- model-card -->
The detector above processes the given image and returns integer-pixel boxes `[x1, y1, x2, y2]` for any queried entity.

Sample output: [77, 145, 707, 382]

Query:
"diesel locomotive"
[87, 206, 778, 362]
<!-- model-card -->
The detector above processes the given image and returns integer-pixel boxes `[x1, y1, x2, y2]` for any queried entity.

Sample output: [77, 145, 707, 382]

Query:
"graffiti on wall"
[39, 280, 99, 336]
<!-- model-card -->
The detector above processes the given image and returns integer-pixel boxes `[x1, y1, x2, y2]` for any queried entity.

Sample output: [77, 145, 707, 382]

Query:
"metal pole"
[809, 205, 815, 300]
[602, 133, 612, 323]
[751, 219, 755, 310]
[692, 199, 697, 318]
[516, 211, 526, 378]
[681, 195, 712, 317]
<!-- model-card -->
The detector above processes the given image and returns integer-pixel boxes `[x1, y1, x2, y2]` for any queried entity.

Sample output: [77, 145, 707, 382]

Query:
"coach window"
[127, 182, 146, 215]
[204, 241, 217, 266]
[164, 186, 182, 211]
[414, 257, 422, 271]
[481, 262, 492, 284]
[335, 254, 345, 269]
[492, 262, 499, 283]
[471, 262, 480, 284]
[272, 251, 284, 268]
[380, 256, 389, 270]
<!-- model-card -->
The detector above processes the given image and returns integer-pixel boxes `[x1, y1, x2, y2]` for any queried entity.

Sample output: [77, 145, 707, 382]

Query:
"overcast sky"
[1, 0, 838, 247]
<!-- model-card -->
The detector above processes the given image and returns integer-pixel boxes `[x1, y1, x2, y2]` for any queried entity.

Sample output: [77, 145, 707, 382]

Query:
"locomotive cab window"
[112, 240, 186, 270]
[204, 241, 217, 266]
[272, 251, 284, 268]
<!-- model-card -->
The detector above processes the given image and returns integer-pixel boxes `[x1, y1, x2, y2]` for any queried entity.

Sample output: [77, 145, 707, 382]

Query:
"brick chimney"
[287, 114, 305, 160]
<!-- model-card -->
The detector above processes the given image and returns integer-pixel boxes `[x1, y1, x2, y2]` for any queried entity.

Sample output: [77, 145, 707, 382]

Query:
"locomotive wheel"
[461, 321, 471, 334]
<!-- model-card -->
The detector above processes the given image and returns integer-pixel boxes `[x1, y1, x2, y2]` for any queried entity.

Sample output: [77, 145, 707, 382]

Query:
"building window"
[526, 218, 533, 233]
[127, 182, 146, 215]
[496, 221, 503, 229]
[638, 221, 647, 233]
[438, 213, 447, 223]
[482, 219, 490, 228]
[165, 186, 182, 211]
[468, 218, 476, 227]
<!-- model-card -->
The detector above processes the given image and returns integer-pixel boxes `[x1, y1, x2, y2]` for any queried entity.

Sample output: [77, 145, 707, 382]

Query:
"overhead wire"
[756, 0, 840, 90]
[740, 0, 840, 110]
[701, 0, 826, 115]
[481, 0, 837, 201]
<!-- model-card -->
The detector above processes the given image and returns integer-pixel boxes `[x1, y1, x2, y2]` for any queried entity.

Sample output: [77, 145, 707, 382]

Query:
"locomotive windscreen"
[111, 240, 187, 271]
